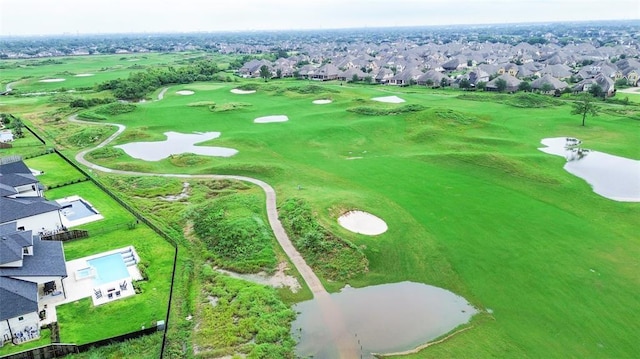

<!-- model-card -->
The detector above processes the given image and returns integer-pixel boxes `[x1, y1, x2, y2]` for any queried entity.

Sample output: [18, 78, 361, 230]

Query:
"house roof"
[0, 235, 67, 278]
[0, 196, 61, 224]
[531, 74, 569, 90]
[486, 74, 522, 89]
[0, 223, 34, 266]
[0, 277, 38, 321]
[0, 160, 39, 188]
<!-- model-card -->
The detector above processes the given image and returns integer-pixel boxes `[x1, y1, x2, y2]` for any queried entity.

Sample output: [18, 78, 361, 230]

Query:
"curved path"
[157, 87, 169, 100]
[70, 115, 358, 357]
[70, 115, 327, 296]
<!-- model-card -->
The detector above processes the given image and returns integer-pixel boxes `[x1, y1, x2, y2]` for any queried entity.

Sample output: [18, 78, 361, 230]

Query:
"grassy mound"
[279, 198, 368, 281]
[285, 84, 338, 94]
[187, 101, 216, 107]
[79, 102, 137, 120]
[458, 93, 562, 108]
[235, 83, 260, 91]
[189, 193, 277, 273]
[209, 102, 252, 112]
[347, 104, 426, 116]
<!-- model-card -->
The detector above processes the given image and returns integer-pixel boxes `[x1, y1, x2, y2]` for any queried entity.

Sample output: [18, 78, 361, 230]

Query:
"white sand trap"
[39, 78, 66, 83]
[254, 115, 289, 123]
[313, 99, 332, 104]
[338, 210, 388, 236]
[74, 73, 94, 77]
[115, 132, 238, 161]
[231, 89, 256, 94]
[176, 90, 195, 95]
[371, 95, 405, 103]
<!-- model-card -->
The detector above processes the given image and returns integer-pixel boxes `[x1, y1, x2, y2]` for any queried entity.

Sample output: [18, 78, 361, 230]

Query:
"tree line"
[97, 60, 225, 100]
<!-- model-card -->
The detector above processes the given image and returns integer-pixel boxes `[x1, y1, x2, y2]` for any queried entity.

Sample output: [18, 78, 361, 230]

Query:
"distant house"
[573, 73, 615, 97]
[238, 59, 273, 78]
[417, 70, 450, 87]
[0, 222, 68, 345]
[338, 68, 368, 82]
[389, 68, 423, 86]
[0, 159, 63, 233]
[374, 68, 395, 84]
[531, 74, 569, 93]
[312, 64, 339, 81]
[485, 74, 522, 92]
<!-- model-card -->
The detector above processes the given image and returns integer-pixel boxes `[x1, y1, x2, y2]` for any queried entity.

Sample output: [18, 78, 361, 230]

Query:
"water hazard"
[292, 281, 477, 359]
[539, 137, 640, 202]
[115, 131, 238, 161]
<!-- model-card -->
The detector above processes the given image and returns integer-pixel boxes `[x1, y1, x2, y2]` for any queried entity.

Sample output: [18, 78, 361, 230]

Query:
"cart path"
[70, 115, 359, 357]
[69, 115, 328, 297]
[157, 87, 169, 100]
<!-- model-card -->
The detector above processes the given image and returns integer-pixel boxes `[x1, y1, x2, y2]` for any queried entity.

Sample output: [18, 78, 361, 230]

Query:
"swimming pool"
[61, 199, 98, 221]
[87, 253, 130, 286]
[75, 267, 95, 280]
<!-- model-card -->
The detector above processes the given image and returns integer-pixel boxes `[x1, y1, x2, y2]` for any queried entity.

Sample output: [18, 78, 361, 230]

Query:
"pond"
[539, 137, 640, 202]
[115, 131, 238, 161]
[292, 282, 477, 359]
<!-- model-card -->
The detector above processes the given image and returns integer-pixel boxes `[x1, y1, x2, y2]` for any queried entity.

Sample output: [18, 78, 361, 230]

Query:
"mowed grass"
[65, 80, 640, 357]
[0, 52, 210, 93]
[24, 152, 87, 187]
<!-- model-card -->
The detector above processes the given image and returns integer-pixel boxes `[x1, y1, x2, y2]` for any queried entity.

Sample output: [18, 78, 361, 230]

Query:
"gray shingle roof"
[0, 223, 34, 266]
[0, 237, 67, 278]
[0, 277, 38, 321]
[0, 196, 61, 224]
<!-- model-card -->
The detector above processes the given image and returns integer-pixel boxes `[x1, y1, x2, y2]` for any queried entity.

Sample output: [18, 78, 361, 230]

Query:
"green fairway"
[4, 62, 639, 357]
[75, 80, 640, 357]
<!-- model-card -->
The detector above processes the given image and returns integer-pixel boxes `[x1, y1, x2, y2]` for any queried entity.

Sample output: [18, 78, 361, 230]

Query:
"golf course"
[1, 55, 639, 358]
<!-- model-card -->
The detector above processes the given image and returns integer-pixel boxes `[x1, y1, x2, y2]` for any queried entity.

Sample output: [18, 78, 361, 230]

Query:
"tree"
[589, 84, 603, 98]
[571, 94, 599, 126]
[459, 78, 471, 91]
[541, 83, 553, 94]
[363, 76, 373, 84]
[425, 79, 434, 87]
[259, 65, 271, 82]
[276, 68, 282, 79]
[440, 77, 449, 88]
[518, 81, 531, 92]
[11, 117, 24, 138]
[351, 74, 359, 83]
[293, 70, 300, 79]
[477, 81, 487, 91]
[495, 78, 507, 92]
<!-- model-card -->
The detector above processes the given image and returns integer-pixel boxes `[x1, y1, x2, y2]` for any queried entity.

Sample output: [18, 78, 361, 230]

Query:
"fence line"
[10, 123, 179, 359]
[50, 146, 178, 358]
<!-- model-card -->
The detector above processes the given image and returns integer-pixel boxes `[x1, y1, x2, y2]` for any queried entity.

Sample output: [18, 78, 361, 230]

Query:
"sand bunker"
[231, 89, 256, 94]
[39, 78, 66, 83]
[176, 90, 195, 95]
[372, 95, 405, 103]
[254, 115, 289, 123]
[312, 99, 332, 104]
[74, 73, 94, 77]
[338, 210, 388, 235]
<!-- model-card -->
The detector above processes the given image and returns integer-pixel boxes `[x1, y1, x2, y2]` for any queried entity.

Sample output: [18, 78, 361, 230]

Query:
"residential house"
[311, 64, 339, 81]
[573, 73, 616, 97]
[616, 58, 640, 86]
[417, 70, 451, 87]
[375, 68, 395, 84]
[389, 68, 423, 86]
[485, 74, 522, 92]
[1, 160, 63, 234]
[0, 222, 68, 345]
[531, 74, 569, 93]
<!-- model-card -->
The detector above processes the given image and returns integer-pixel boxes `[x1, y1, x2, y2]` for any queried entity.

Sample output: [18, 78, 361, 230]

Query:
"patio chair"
[94, 289, 102, 299]
[120, 281, 128, 291]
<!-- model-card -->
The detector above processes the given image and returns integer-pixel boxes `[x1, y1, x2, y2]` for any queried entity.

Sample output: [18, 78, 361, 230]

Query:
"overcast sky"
[1, 0, 638, 36]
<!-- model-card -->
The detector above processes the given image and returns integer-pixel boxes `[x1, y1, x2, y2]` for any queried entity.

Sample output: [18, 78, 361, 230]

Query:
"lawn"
[76, 80, 639, 358]
[3, 60, 639, 358]
[24, 152, 87, 188]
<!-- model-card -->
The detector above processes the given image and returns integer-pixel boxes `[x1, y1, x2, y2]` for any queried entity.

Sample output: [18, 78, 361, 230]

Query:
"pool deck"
[54, 195, 104, 228]
[38, 246, 142, 325]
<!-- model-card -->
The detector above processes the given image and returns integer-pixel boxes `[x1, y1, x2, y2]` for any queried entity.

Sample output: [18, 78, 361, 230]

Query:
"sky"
[1, 0, 638, 36]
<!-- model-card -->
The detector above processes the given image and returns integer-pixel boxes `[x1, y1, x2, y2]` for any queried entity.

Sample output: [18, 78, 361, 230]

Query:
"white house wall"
[1, 312, 40, 344]
[12, 211, 62, 233]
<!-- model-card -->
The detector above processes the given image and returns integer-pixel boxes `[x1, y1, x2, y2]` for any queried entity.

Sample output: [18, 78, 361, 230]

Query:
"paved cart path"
[69, 114, 358, 358]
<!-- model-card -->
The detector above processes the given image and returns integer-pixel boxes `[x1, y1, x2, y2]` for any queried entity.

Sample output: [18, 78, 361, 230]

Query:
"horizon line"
[1, 18, 638, 39]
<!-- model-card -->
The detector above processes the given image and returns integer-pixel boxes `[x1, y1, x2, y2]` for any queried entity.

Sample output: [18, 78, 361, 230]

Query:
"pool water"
[75, 267, 94, 280]
[61, 199, 98, 221]
[87, 253, 130, 286]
